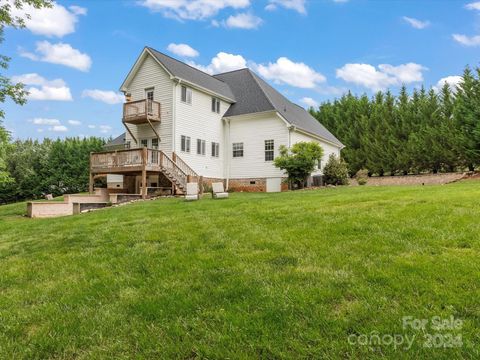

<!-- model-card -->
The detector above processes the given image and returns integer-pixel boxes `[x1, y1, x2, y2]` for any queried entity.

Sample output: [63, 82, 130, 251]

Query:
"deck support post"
[199, 176, 204, 195]
[89, 171, 94, 194]
[142, 147, 148, 199]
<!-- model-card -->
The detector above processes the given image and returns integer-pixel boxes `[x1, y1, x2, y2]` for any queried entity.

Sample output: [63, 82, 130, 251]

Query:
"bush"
[356, 169, 369, 186]
[323, 154, 349, 185]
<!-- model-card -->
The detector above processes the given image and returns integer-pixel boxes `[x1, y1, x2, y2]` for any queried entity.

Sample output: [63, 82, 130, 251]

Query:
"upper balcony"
[122, 99, 161, 125]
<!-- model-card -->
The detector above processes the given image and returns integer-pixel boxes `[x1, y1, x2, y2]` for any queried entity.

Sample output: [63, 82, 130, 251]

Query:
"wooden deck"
[90, 148, 201, 199]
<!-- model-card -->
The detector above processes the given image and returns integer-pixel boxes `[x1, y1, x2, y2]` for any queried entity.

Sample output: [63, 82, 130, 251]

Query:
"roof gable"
[120, 47, 235, 102]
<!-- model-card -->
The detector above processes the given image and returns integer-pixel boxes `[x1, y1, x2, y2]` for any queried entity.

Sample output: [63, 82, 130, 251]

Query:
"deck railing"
[91, 148, 144, 169]
[123, 99, 161, 122]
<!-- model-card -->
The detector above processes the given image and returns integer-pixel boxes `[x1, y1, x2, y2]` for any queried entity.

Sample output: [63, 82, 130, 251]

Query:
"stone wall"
[352, 172, 466, 187]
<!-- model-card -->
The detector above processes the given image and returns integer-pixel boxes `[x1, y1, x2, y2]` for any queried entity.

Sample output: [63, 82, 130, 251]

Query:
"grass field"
[0, 182, 479, 359]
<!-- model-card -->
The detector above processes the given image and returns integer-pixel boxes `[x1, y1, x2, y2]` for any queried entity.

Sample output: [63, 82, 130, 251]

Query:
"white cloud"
[336, 63, 426, 91]
[466, 1, 480, 10]
[69, 5, 88, 15]
[300, 97, 319, 108]
[434, 76, 463, 92]
[452, 34, 480, 46]
[88, 125, 96, 129]
[403, 16, 430, 29]
[189, 52, 247, 74]
[167, 43, 199, 57]
[9, 1, 86, 37]
[99, 125, 112, 134]
[139, 0, 250, 20]
[378, 63, 426, 83]
[12, 73, 73, 101]
[68, 120, 82, 126]
[82, 90, 124, 105]
[265, 0, 306, 14]
[224, 13, 262, 29]
[255, 57, 326, 88]
[51, 125, 68, 132]
[20, 41, 92, 72]
[31, 118, 60, 126]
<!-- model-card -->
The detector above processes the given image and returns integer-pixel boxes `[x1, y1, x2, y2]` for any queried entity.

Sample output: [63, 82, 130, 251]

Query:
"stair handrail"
[159, 151, 188, 189]
[172, 152, 198, 178]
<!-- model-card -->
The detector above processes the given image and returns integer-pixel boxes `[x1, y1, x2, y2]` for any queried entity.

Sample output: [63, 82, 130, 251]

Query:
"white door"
[266, 178, 282, 193]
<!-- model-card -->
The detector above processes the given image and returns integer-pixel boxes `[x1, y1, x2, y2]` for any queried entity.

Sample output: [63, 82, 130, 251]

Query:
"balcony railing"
[122, 99, 161, 124]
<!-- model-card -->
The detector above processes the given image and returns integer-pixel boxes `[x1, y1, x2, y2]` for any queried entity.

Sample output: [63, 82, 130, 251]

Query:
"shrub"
[356, 169, 369, 186]
[274, 142, 324, 189]
[323, 154, 349, 185]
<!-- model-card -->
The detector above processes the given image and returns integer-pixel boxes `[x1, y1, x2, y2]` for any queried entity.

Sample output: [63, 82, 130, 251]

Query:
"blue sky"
[3, 0, 480, 140]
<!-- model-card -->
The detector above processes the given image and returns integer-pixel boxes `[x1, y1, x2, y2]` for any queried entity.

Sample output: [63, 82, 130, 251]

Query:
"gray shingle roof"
[147, 47, 235, 101]
[214, 69, 343, 147]
[105, 133, 125, 148]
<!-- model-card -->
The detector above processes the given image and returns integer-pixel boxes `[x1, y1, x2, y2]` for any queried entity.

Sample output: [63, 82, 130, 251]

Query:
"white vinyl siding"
[123, 54, 173, 154]
[175, 84, 228, 178]
[228, 113, 289, 179]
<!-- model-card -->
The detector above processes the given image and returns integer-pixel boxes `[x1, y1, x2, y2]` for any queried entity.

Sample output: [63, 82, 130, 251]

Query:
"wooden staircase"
[158, 151, 200, 194]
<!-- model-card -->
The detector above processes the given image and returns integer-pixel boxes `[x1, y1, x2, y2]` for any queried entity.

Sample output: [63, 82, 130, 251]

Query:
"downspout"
[225, 118, 231, 190]
[172, 78, 180, 155]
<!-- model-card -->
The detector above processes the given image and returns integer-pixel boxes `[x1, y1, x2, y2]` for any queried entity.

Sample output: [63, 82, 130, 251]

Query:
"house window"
[211, 142, 219, 157]
[181, 135, 191, 152]
[125, 141, 131, 149]
[232, 142, 244, 158]
[265, 139, 274, 161]
[196, 139, 206, 155]
[211, 97, 220, 113]
[181, 85, 192, 104]
[140, 139, 148, 148]
[151, 138, 159, 149]
[317, 159, 322, 169]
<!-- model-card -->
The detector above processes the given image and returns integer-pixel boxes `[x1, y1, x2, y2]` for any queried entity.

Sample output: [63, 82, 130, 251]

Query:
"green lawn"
[0, 182, 479, 359]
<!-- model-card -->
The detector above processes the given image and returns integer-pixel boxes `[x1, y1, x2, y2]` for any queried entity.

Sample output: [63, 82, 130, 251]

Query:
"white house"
[92, 47, 343, 195]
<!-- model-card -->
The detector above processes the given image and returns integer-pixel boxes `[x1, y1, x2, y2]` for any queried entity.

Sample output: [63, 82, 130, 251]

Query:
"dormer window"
[181, 86, 192, 104]
[211, 97, 220, 113]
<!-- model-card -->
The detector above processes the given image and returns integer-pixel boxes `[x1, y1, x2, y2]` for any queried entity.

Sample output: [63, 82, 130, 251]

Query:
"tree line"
[310, 67, 480, 176]
[0, 136, 105, 203]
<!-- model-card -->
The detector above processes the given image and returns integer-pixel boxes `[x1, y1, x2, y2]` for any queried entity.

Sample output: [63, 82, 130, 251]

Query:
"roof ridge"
[146, 46, 229, 86]
[247, 69, 277, 112]
[213, 67, 250, 77]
